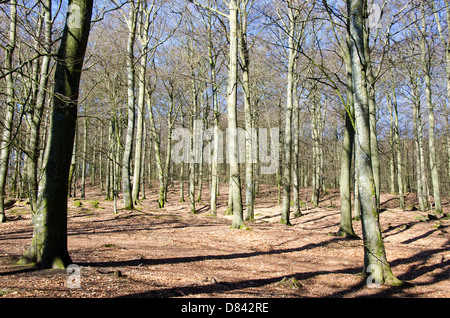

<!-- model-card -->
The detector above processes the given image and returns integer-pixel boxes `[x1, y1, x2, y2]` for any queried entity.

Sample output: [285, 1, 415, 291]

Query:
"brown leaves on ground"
[0, 183, 449, 298]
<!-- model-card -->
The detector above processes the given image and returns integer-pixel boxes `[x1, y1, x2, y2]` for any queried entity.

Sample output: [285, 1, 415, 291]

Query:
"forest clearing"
[1, 182, 448, 298]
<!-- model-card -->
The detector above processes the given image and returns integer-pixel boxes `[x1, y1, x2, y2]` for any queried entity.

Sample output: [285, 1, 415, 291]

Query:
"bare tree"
[122, 0, 138, 210]
[20, 0, 93, 268]
[420, 1, 442, 214]
[347, 0, 403, 286]
[189, 0, 245, 228]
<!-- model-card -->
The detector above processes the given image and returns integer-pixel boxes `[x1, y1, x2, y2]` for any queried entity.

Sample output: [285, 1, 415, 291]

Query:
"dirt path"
[0, 183, 448, 298]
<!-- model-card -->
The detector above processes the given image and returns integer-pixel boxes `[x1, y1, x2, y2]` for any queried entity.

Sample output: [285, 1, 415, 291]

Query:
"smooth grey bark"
[68, 124, 78, 198]
[0, 0, 17, 223]
[353, 148, 361, 221]
[310, 88, 324, 207]
[338, 50, 358, 238]
[363, 27, 380, 211]
[390, 73, 405, 210]
[208, 16, 220, 217]
[105, 118, 113, 200]
[25, 0, 53, 215]
[189, 110, 197, 214]
[292, 80, 302, 217]
[98, 124, 104, 191]
[162, 94, 175, 205]
[132, 1, 154, 205]
[420, 3, 442, 214]
[140, 121, 147, 200]
[20, 0, 93, 268]
[122, 2, 137, 210]
[434, 0, 450, 197]
[131, 57, 145, 205]
[145, 83, 165, 209]
[238, 0, 254, 222]
[196, 105, 204, 203]
[111, 116, 120, 214]
[80, 117, 88, 198]
[179, 113, 187, 203]
[281, 3, 299, 225]
[188, 40, 199, 214]
[388, 101, 396, 195]
[228, 0, 245, 229]
[348, 0, 402, 286]
[411, 72, 428, 211]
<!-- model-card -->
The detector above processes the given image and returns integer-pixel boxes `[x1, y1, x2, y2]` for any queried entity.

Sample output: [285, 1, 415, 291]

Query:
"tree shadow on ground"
[116, 266, 362, 298]
[103, 238, 449, 298]
[325, 246, 450, 298]
[78, 237, 343, 269]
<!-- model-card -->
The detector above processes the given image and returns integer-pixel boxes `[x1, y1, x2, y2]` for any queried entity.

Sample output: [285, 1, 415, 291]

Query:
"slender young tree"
[337, 52, 358, 238]
[132, 0, 154, 206]
[122, 1, 138, 210]
[281, 1, 300, 225]
[25, 0, 53, 215]
[420, 2, 442, 214]
[389, 70, 405, 210]
[228, 0, 245, 229]
[80, 117, 88, 198]
[204, 3, 221, 217]
[20, 0, 93, 269]
[189, 0, 245, 227]
[433, 0, 450, 194]
[410, 67, 429, 211]
[238, 0, 255, 222]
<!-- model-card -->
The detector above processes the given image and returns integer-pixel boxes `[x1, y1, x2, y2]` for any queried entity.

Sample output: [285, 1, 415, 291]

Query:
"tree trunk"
[189, 113, 197, 213]
[98, 124, 104, 191]
[281, 4, 298, 225]
[348, 0, 402, 286]
[105, 118, 114, 200]
[146, 87, 165, 209]
[292, 81, 302, 217]
[122, 2, 137, 210]
[228, 0, 245, 229]
[162, 99, 174, 204]
[338, 50, 358, 238]
[421, 5, 442, 214]
[0, 0, 17, 223]
[81, 118, 88, 198]
[133, 1, 154, 205]
[390, 73, 405, 210]
[25, 0, 52, 215]
[411, 72, 428, 211]
[353, 148, 361, 221]
[20, 0, 93, 269]
[208, 18, 220, 217]
[132, 49, 146, 206]
[196, 114, 204, 203]
[238, 0, 254, 222]
[68, 125, 78, 199]
[388, 101, 396, 195]
[364, 27, 380, 211]
[310, 89, 321, 207]
[140, 121, 147, 200]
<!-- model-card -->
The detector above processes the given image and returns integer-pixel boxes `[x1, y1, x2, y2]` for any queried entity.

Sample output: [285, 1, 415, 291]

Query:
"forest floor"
[0, 182, 449, 299]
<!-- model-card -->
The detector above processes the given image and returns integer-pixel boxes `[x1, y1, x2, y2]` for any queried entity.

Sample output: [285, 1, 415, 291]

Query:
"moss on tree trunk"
[20, 0, 93, 269]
